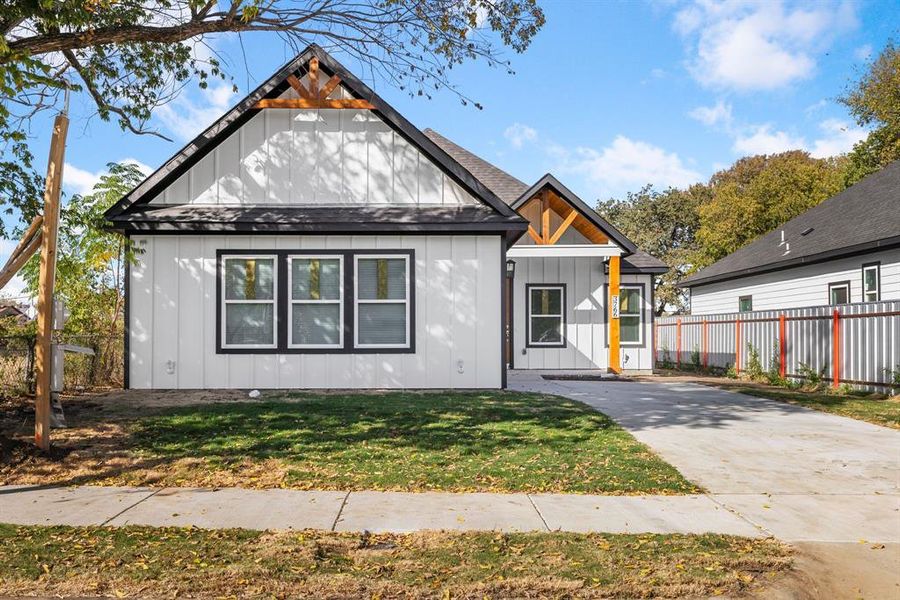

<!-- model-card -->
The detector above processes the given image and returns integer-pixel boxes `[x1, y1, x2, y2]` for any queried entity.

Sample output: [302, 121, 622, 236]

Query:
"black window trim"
[525, 283, 567, 349]
[216, 248, 416, 354]
[861, 261, 880, 302]
[738, 295, 753, 313]
[827, 280, 851, 306]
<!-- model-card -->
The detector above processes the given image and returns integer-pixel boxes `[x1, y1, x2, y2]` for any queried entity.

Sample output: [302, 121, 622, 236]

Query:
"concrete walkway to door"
[509, 371, 900, 543]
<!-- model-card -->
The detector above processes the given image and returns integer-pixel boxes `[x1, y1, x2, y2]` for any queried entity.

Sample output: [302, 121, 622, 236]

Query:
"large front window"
[217, 250, 414, 353]
[355, 256, 410, 348]
[222, 256, 277, 349]
[527, 285, 565, 347]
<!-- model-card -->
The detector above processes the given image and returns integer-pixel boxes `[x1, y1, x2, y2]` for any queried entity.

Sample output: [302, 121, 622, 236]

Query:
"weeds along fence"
[655, 300, 900, 391]
[0, 334, 123, 397]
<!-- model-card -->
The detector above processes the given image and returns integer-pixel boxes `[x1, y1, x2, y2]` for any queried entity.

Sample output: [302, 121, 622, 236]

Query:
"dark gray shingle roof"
[681, 160, 900, 287]
[424, 129, 667, 273]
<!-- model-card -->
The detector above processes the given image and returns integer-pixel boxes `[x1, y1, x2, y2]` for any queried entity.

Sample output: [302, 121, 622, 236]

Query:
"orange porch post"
[608, 255, 621, 374]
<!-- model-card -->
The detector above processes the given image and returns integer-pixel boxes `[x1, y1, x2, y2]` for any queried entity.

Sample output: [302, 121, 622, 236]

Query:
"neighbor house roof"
[424, 130, 667, 274]
[105, 44, 523, 227]
[680, 160, 900, 288]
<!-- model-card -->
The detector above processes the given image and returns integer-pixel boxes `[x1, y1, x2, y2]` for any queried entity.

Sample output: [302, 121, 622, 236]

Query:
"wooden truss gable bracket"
[253, 56, 375, 110]
[526, 191, 579, 245]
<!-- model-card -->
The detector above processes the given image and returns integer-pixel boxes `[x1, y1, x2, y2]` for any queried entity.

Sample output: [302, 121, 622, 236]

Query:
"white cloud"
[63, 159, 153, 195]
[731, 119, 867, 157]
[674, 1, 857, 91]
[558, 136, 702, 197]
[156, 84, 238, 142]
[733, 124, 805, 155]
[503, 123, 538, 149]
[809, 118, 867, 158]
[689, 100, 733, 128]
[0, 238, 30, 301]
[854, 44, 873, 61]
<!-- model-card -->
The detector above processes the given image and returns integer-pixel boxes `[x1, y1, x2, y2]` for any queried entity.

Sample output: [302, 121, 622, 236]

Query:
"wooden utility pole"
[34, 112, 69, 451]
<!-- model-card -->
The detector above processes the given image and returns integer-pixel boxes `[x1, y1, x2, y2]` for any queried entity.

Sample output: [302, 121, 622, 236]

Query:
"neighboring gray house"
[104, 45, 666, 390]
[680, 161, 900, 316]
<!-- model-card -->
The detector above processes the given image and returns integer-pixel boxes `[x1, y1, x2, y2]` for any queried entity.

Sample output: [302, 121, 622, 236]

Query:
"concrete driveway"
[510, 372, 900, 542]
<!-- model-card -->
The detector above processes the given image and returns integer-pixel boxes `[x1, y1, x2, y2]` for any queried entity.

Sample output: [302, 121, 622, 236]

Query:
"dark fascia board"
[510, 174, 638, 254]
[622, 265, 669, 274]
[104, 43, 523, 222]
[679, 234, 900, 288]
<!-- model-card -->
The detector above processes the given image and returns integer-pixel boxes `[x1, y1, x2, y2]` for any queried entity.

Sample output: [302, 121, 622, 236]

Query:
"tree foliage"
[0, 0, 545, 236]
[841, 41, 900, 184]
[695, 151, 846, 267]
[597, 184, 708, 315]
[21, 162, 145, 336]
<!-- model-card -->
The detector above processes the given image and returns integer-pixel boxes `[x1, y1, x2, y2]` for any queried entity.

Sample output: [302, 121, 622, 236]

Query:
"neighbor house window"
[355, 255, 410, 348]
[829, 281, 850, 305]
[527, 285, 565, 347]
[739, 296, 753, 312]
[620, 285, 643, 345]
[862, 263, 880, 302]
[289, 256, 343, 348]
[222, 256, 277, 348]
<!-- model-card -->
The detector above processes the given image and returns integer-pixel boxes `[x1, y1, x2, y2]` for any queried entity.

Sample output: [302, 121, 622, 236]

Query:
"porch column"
[608, 255, 621, 373]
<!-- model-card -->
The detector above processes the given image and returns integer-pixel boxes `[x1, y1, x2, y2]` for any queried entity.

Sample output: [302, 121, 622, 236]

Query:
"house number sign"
[611, 295, 620, 319]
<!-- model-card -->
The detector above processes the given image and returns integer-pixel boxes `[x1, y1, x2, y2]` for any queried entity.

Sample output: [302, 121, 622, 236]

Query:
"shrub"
[725, 364, 737, 379]
[690, 346, 701, 371]
[797, 362, 826, 390]
[746, 343, 764, 381]
[659, 345, 674, 370]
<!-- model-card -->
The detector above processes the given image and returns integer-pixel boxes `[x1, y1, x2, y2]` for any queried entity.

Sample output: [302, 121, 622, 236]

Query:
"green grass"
[121, 392, 698, 494]
[728, 386, 900, 429]
[0, 524, 791, 598]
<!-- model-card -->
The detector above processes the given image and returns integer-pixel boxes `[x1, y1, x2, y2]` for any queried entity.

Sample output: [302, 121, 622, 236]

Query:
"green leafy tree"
[0, 0, 545, 236]
[21, 163, 145, 336]
[598, 184, 709, 315]
[695, 151, 846, 267]
[841, 41, 900, 183]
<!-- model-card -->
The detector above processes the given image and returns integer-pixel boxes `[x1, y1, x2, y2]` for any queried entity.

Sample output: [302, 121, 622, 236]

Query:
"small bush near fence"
[0, 335, 123, 398]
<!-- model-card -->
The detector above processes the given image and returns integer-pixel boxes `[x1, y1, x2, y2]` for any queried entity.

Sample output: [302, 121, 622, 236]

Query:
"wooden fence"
[655, 300, 900, 391]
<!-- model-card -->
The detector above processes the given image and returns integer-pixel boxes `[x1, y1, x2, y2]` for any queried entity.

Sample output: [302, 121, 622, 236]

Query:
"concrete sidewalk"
[0, 484, 762, 536]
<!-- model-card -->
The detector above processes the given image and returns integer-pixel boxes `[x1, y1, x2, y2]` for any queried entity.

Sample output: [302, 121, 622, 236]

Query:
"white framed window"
[862, 263, 880, 302]
[738, 295, 753, 312]
[620, 285, 643, 345]
[288, 255, 343, 348]
[527, 285, 566, 347]
[221, 255, 277, 349]
[354, 255, 410, 348]
[829, 281, 850, 305]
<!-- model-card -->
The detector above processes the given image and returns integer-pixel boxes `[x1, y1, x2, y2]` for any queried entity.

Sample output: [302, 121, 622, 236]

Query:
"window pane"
[292, 258, 341, 300]
[830, 286, 848, 304]
[292, 303, 341, 345]
[739, 297, 752, 312]
[864, 268, 877, 293]
[358, 303, 406, 345]
[621, 315, 641, 343]
[530, 288, 562, 315]
[358, 258, 406, 300]
[225, 304, 274, 345]
[225, 258, 274, 300]
[620, 288, 640, 315]
[531, 316, 562, 344]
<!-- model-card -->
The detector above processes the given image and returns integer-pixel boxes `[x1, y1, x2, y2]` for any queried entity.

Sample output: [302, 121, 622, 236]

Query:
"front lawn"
[0, 524, 791, 599]
[0, 391, 699, 494]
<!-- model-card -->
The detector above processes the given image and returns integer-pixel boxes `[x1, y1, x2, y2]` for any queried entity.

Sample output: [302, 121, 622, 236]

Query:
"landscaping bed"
[0, 524, 791, 599]
[0, 390, 698, 494]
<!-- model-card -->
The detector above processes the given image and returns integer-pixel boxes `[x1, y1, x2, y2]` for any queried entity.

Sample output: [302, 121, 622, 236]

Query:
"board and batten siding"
[150, 83, 477, 207]
[689, 247, 900, 315]
[128, 234, 502, 389]
[511, 256, 654, 371]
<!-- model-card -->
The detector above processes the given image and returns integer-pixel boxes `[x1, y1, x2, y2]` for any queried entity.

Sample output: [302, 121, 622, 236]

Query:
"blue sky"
[2, 0, 898, 301]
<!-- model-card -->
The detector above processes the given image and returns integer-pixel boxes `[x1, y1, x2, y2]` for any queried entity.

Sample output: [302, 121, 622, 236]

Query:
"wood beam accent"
[308, 56, 319, 100]
[286, 74, 312, 100]
[541, 191, 550, 244]
[526, 224, 543, 245]
[0, 230, 42, 289]
[35, 112, 68, 452]
[608, 255, 621, 374]
[319, 74, 342, 99]
[548, 208, 578, 245]
[254, 98, 375, 109]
